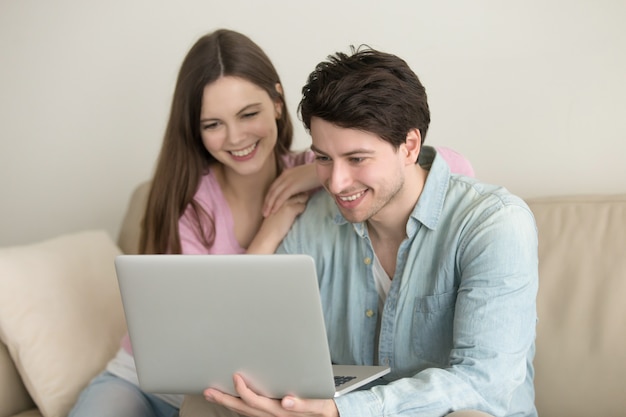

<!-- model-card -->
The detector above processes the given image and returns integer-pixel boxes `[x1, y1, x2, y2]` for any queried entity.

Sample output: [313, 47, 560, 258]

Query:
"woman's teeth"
[230, 142, 257, 157]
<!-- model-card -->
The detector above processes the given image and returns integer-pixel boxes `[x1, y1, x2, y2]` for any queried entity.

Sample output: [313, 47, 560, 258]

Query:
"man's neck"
[366, 164, 427, 239]
[366, 163, 428, 278]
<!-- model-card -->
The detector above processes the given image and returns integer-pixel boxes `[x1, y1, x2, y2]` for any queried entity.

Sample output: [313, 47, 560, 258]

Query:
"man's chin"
[337, 208, 367, 224]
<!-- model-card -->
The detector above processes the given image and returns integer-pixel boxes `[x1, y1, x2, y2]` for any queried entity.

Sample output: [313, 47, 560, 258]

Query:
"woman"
[69, 28, 319, 417]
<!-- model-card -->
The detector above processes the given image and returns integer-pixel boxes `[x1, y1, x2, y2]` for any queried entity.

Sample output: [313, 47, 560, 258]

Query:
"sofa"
[1, 182, 625, 417]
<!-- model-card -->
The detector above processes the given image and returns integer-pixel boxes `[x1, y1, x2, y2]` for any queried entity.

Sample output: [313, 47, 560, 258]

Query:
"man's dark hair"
[298, 46, 430, 148]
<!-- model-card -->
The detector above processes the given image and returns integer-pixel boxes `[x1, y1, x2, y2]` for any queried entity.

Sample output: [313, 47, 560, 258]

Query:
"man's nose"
[327, 162, 351, 194]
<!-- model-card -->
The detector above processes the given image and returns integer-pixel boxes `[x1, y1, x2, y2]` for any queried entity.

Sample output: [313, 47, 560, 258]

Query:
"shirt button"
[366, 309, 374, 318]
[364, 257, 372, 265]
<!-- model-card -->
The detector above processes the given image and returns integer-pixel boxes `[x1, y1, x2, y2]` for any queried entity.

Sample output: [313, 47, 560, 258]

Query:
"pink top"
[435, 146, 475, 177]
[178, 151, 316, 255]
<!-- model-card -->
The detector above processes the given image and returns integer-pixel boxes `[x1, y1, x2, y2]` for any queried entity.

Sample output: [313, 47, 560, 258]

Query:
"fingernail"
[283, 398, 295, 409]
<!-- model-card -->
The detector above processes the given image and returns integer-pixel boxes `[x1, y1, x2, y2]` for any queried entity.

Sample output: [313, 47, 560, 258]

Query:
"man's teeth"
[340, 191, 364, 202]
[230, 143, 257, 157]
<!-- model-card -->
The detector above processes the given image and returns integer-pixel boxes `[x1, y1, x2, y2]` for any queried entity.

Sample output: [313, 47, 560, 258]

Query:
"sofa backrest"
[526, 194, 626, 416]
[117, 181, 151, 255]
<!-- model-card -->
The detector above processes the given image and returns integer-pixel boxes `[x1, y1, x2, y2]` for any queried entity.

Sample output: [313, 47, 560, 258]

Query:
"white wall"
[1, 0, 625, 246]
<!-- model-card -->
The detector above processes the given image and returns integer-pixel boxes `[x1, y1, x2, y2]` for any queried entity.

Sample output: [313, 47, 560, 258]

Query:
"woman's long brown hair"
[139, 29, 293, 254]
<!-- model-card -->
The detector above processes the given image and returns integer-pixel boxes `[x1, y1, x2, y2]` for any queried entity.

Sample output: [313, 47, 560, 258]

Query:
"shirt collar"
[408, 149, 450, 232]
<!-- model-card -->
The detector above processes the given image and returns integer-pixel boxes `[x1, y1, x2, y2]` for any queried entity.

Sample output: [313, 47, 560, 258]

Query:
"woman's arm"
[247, 192, 310, 254]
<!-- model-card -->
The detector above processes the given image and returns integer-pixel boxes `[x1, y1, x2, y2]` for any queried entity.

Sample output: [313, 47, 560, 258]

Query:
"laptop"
[114, 254, 390, 398]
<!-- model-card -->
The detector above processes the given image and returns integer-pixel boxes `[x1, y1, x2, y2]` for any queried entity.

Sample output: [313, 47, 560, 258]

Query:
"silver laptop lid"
[115, 254, 338, 398]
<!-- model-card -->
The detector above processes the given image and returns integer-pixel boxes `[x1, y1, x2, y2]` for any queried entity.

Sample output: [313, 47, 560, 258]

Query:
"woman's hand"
[263, 164, 320, 218]
[247, 193, 309, 254]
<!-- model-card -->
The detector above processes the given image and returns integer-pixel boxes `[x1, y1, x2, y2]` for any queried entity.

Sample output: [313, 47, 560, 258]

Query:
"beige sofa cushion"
[0, 340, 35, 417]
[0, 231, 127, 417]
[528, 194, 626, 416]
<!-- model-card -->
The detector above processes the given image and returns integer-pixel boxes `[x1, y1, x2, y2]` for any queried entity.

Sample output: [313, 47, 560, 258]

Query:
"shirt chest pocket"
[409, 290, 456, 366]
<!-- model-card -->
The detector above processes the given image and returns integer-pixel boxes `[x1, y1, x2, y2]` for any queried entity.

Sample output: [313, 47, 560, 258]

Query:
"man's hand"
[204, 374, 339, 417]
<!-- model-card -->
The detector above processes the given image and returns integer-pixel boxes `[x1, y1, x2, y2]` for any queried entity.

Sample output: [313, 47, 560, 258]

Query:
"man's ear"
[274, 83, 284, 119]
[402, 128, 422, 164]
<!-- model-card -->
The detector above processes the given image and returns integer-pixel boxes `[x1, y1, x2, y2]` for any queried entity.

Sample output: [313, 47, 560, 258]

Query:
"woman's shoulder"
[434, 146, 475, 177]
[281, 149, 315, 168]
[189, 167, 223, 208]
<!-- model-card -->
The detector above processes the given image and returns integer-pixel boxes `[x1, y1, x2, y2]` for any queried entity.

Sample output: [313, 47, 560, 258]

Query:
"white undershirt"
[372, 253, 391, 363]
[373, 252, 391, 308]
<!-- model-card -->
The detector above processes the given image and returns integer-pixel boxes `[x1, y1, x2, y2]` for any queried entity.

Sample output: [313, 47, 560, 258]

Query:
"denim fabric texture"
[68, 371, 179, 417]
[277, 151, 539, 417]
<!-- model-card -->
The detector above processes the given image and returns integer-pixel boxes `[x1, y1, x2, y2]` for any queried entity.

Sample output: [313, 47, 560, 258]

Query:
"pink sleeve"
[283, 149, 316, 168]
[435, 146, 475, 177]
[304, 149, 316, 164]
[121, 333, 133, 353]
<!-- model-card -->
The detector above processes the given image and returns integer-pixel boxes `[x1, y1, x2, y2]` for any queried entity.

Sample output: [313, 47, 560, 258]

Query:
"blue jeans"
[69, 371, 179, 417]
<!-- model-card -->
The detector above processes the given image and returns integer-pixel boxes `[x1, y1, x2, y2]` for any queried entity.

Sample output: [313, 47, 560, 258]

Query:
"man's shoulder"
[298, 189, 338, 223]
[445, 176, 534, 224]
[278, 190, 340, 254]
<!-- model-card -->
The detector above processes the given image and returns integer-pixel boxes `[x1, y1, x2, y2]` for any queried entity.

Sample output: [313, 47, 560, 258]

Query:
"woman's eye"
[242, 111, 259, 118]
[202, 122, 219, 130]
[315, 155, 330, 163]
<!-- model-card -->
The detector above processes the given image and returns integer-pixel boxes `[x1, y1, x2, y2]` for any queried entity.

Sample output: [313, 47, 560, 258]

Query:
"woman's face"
[199, 76, 282, 176]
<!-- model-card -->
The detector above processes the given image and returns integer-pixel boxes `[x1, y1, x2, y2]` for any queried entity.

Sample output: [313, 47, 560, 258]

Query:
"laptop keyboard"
[334, 375, 356, 387]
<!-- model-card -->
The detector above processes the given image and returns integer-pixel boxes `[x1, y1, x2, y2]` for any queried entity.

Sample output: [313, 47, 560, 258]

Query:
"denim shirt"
[277, 151, 539, 417]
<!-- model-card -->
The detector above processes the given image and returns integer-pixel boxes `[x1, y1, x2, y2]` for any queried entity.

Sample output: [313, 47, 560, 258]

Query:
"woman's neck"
[214, 153, 279, 206]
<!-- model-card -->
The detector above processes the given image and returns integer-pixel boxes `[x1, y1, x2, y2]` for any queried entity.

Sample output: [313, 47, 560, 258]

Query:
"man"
[196, 47, 538, 417]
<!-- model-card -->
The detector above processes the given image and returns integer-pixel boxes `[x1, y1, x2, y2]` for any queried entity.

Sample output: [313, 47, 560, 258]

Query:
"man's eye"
[315, 155, 330, 163]
[349, 157, 364, 163]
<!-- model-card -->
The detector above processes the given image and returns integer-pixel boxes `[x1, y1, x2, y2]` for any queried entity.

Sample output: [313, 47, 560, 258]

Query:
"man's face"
[310, 117, 407, 224]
